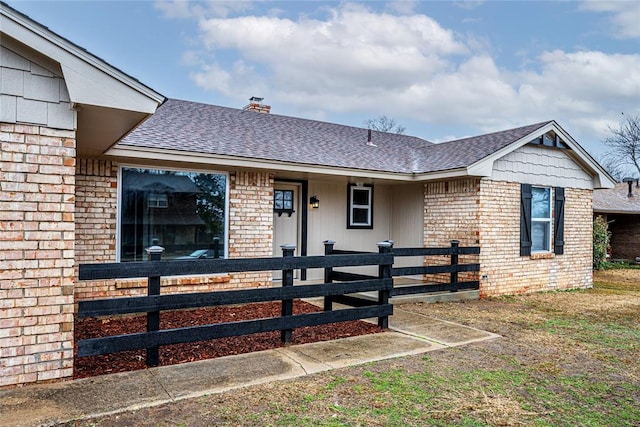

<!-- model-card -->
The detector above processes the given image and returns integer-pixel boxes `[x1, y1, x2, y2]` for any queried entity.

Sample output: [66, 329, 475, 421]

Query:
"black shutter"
[520, 184, 532, 256]
[554, 187, 565, 255]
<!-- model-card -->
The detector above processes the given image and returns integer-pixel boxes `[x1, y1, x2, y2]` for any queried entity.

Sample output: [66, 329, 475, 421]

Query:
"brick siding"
[0, 123, 75, 387]
[478, 179, 592, 297]
[424, 178, 593, 297]
[604, 214, 640, 261]
[227, 171, 274, 288]
[423, 179, 481, 283]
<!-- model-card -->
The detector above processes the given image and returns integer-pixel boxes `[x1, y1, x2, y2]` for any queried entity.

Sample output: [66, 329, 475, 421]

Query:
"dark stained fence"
[389, 240, 480, 296]
[323, 240, 480, 299]
[76, 245, 393, 366]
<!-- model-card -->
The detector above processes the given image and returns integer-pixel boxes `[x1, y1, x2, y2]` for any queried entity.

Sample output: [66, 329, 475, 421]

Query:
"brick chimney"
[243, 96, 271, 113]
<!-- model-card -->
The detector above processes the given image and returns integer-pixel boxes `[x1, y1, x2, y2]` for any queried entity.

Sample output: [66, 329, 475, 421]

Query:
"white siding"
[492, 144, 593, 189]
[306, 180, 393, 279]
[390, 183, 424, 270]
[0, 45, 75, 129]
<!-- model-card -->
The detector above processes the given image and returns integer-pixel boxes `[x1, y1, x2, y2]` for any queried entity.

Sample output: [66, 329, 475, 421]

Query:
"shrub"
[593, 216, 610, 270]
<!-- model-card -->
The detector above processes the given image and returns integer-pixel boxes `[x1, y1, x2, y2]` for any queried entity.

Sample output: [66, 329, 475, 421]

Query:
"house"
[0, 2, 164, 387]
[0, 2, 615, 388]
[594, 180, 640, 261]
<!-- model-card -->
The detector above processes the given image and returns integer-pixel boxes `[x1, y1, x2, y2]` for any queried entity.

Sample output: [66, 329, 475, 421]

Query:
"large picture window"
[347, 184, 373, 229]
[119, 167, 228, 261]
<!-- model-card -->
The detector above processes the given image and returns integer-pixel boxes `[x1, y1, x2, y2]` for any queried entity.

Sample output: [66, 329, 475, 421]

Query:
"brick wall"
[423, 178, 593, 296]
[478, 179, 593, 297]
[0, 123, 75, 387]
[606, 214, 640, 261]
[423, 179, 481, 283]
[227, 170, 274, 288]
[75, 159, 117, 264]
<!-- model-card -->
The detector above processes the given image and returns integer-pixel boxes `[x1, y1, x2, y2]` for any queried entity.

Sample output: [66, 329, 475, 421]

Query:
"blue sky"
[7, 1, 640, 161]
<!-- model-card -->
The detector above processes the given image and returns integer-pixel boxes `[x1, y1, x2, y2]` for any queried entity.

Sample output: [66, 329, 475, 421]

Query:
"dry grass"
[66, 269, 640, 427]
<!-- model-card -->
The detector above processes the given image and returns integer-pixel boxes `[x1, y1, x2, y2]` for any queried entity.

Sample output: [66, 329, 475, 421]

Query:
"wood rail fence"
[76, 240, 479, 367]
[77, 242, 394, 367]
[323, 240, 480, 309]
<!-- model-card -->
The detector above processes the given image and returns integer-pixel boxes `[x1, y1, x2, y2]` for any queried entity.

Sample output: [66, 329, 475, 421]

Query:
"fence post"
[211, 237, 220, 259]
[280, 244, 296, 344]
[323, 240, 335, 311]
[450, 240, 459, 292]
[377, 241, 393, 329]
[145, 241, 164, 367]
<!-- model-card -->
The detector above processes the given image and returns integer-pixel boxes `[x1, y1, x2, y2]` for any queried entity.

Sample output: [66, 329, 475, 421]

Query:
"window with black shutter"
[520, 184, 565, 256]
[554, 187, 565, 255]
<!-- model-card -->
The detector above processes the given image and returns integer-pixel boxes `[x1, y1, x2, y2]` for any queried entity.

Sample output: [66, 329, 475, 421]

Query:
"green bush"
[593, 216, 610, 270]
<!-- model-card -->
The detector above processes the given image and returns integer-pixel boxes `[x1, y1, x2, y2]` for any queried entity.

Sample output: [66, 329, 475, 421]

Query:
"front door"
[273, 183, 300, 280]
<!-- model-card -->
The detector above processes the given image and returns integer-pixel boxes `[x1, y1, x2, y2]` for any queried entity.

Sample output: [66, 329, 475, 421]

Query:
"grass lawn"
[69, 269, 639, 426]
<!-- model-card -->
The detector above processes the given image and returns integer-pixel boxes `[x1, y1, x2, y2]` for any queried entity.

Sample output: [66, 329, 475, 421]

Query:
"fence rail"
[77, 243, 393, 366]
[323, 240, 480, 300]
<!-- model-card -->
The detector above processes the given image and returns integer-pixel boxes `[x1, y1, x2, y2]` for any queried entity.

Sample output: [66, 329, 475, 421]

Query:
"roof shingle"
[119, 98, 552, 175]
[594, 182, 640, 214]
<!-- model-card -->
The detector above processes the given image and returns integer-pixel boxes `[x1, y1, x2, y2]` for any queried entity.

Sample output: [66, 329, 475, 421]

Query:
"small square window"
[274, 190, 295, 215]
[347, 184, 373, 229]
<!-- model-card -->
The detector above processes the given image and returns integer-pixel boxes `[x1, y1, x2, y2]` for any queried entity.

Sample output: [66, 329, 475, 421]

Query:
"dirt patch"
[74, 300, 382, 379]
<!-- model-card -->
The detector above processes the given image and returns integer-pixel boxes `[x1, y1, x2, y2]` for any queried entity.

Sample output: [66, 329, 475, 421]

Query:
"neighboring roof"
[594, 182, 640, 214]
[122, 170, 202, 193]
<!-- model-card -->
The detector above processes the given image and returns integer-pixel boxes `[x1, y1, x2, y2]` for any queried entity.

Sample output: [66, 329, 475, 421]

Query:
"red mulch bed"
[74, 300, 382, 379]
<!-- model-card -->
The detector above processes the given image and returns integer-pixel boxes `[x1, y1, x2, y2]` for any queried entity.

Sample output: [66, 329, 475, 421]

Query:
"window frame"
[147, 193, 168, 208]
[347, 184, 373, 229]
[273, 189, 295, 216]
[531, 186, 552, 253]
[116, 164, 230, 262]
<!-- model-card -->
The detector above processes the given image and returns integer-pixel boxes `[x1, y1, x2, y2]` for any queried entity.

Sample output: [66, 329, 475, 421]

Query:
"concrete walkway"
[0, 308, 500, 427]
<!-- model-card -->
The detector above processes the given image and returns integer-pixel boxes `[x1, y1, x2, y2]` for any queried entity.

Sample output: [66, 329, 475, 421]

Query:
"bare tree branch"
[364, 116, 406, 134]
[597, 155, 624, 183]
[603, 114, 640, 178]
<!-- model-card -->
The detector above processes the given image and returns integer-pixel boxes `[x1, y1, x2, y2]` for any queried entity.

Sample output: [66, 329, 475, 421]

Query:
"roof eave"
[106, 145, 418, 181]
[594, 208, 640, 215]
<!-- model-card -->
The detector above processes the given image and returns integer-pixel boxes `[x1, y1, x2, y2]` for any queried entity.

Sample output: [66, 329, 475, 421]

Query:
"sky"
[7, 0, 640, 162]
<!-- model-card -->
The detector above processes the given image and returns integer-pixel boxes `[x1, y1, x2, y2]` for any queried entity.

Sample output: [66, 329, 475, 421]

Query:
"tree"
[364, 115, 406, 134]
[603, 113, 640, 178]
[193, 173, 226, 238]
[593, 216, 610, 270]
[597, 155, 624, 183]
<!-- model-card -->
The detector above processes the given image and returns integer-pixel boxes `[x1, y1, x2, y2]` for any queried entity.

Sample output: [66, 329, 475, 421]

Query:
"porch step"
[351, 289, 480, 304]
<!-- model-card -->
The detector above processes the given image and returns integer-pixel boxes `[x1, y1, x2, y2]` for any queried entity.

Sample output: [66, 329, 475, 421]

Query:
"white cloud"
[580, 1, 640, 39]
[167, 2, 639, 157]
[191, 3, 467, 106]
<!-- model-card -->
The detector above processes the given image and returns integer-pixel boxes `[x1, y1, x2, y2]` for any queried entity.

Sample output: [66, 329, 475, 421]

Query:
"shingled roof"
[118, 98, 552, 175]
[594, 182, 640, 214]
